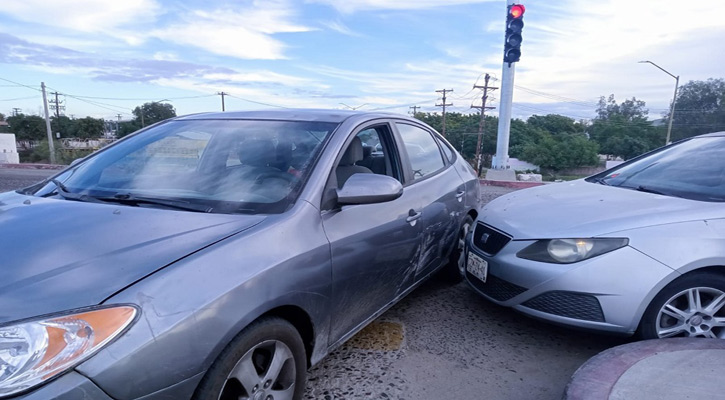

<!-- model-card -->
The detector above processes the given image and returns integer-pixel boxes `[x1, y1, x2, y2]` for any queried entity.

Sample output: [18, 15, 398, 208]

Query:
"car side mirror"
[336, 174, 403, 205]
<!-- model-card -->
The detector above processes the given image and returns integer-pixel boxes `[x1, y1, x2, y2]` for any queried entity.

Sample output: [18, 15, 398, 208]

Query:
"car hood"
[0, 192, 265, 323]
[479, 180, 722, 239]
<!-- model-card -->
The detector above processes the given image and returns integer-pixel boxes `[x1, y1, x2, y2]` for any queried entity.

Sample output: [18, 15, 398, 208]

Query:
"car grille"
[472, 223, 512, 256]
[522, 291, 605, 322]
[467, 272, 527, 302]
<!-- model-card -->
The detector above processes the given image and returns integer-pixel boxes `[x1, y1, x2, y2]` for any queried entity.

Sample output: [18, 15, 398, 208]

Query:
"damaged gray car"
[0, 109, 479, 400]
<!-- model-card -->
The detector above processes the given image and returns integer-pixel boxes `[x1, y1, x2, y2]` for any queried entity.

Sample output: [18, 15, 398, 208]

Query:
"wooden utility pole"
[435, 89, 453, 137]
[217, 92, 228, 112]
[471, 74, 497, 175]
[41, 82, 56, 164]
[409, 105, 420, 116]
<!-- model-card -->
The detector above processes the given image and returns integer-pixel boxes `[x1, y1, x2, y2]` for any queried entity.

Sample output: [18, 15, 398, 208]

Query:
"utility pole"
[49, 91, 65, 138]
[436, 89, 453, 137]
[409, 105, 420, 117]
[49, 91, 64, 120]
[471, 74, 498, 175]
[41, 82, 56, 164]
[217, 92, 227, 112]
[12, 108, 21, 116]
[116, 114, 122, 135]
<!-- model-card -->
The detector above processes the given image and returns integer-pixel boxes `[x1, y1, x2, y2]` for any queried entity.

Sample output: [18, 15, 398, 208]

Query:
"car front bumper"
[12, 371, 113, 400]
[465, 231, 678, 334]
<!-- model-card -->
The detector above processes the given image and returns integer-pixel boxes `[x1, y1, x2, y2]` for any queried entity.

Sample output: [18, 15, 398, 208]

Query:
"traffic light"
[504, 3, 525, 64]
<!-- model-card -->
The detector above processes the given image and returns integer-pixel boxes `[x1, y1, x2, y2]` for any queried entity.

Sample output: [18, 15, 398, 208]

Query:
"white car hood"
[479, 180, 722, 239]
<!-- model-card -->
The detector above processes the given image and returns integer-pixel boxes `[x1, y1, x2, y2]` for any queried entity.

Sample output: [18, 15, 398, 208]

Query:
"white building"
[0, 134, 20, 164]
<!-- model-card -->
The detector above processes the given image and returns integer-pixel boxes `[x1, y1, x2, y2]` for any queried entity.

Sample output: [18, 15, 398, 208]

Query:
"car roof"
[173, 108, 406, 124]
[696, 131, 725, 138]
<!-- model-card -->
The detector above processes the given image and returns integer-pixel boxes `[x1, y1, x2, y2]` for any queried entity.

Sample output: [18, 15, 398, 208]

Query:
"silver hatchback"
[466, 132, 725, 339]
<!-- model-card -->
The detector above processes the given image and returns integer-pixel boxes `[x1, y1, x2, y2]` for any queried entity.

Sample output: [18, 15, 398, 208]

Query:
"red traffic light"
[509, 4, 525, 18]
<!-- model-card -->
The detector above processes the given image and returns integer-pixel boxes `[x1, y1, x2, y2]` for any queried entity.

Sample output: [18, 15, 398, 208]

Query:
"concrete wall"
[0, 134, 19, 164]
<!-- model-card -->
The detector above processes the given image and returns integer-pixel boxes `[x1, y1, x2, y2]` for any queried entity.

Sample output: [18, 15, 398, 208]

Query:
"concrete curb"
[0, 163, 66, 170]
[563, 338, 725, 400]
[479, 179, 546, 189]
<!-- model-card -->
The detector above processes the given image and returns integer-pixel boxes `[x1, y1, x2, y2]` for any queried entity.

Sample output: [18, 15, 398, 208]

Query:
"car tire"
[638, 272, 725, 340]
[440, 215, 474, 283]
[192, 317, 307, 400]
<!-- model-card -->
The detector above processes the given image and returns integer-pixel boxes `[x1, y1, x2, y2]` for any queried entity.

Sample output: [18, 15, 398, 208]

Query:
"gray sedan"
[0, 110, 480, 399]
[466, 132, 725, 339]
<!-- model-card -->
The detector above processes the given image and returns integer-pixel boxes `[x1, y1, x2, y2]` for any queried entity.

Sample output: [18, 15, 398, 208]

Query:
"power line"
[0, 96, 38, 102]
[0, 77, 41, 92]
[225, 94, 288, 109]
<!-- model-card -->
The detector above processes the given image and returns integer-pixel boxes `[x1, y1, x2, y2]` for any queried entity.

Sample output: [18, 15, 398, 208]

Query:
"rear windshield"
[589, 136, 725, 202]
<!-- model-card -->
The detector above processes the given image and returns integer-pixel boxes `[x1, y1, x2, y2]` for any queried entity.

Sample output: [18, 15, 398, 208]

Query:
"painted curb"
[563, 338, 725, 400]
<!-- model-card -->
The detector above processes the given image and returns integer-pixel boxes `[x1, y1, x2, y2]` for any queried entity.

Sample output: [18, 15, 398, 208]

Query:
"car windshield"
[589, 136, 725, 202]
[29, 119, 338, 214]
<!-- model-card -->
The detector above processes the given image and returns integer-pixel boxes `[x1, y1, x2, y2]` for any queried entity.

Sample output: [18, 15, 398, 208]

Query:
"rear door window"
[396, 123, 446, 181]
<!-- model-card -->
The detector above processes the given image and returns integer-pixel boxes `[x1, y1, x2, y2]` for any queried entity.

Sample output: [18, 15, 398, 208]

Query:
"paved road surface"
[0, 168, 628, 400]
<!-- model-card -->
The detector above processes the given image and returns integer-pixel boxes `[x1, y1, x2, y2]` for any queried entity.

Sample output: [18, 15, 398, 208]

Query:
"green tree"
[133, 102, 176, 128]
[526, 114, 586, 135]
[73, 117, 105, 139]
[520, 133, 599, 171]
[589, 95, 664, 160]
[5, 114, 47, 140]
[0, 113, 9, 133]
[669, 78, 725, 141]
[416, 112, 497, 162]
[50, 115, 72, 138]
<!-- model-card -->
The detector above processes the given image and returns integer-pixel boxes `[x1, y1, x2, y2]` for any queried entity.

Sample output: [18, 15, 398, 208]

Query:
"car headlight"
[517, 238, 629, 264]
[0, 305, 137, 397]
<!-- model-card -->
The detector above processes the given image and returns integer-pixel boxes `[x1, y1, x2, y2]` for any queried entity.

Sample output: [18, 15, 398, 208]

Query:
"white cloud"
[320, 20, 363, 37]
[0, 0, 159, 32]
[308, 0, 498, 14]
[151, 3, 313, 60]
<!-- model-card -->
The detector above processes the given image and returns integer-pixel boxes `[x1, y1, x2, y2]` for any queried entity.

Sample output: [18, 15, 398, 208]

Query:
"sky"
[0, 0, 723, 123]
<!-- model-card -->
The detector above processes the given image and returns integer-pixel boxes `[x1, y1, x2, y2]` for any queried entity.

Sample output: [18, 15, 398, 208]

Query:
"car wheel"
[440, 215, 474, 283]
[638, 273, 725, 340]
[193, 317, 306, 400]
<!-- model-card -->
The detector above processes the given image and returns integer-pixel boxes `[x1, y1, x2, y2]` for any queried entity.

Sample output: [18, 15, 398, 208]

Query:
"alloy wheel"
[655, 287, 725, 338]
[219, 340, 297, 400]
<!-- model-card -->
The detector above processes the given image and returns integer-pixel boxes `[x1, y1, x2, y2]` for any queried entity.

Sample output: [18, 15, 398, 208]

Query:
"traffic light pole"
[493, 0, 521, 170]
[493, 62, 515, 169]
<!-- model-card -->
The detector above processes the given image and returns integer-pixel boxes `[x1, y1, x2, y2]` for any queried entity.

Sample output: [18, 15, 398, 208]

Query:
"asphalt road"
[0, 168, 629, 400]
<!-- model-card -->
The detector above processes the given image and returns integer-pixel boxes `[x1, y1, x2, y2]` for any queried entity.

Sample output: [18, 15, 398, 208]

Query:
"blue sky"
[1, 0, 723, 122]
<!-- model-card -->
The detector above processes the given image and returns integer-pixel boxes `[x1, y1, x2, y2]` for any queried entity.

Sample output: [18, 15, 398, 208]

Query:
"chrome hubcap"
[655, 287, 725, 338]
[219, 340, 296, 400]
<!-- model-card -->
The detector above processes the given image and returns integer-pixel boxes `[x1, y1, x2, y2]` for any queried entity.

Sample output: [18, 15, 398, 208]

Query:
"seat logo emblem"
[481, 233, 490, 244]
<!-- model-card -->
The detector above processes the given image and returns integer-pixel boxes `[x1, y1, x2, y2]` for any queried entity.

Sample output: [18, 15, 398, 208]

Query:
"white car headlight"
[0, 305, 137, 398]
[517, 238, 629, 264]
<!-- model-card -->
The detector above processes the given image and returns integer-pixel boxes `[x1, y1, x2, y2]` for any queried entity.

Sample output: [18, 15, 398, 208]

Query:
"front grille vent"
[472, 223, 511, 256]
[522, 291, 605, 322]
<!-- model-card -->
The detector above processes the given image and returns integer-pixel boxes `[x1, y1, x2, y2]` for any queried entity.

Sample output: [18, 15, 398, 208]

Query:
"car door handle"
[455, 190, 465, 199]
[406, 210, 422, 223]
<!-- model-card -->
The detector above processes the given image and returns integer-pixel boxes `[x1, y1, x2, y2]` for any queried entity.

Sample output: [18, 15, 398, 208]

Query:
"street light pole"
[639, 60, 679, 145]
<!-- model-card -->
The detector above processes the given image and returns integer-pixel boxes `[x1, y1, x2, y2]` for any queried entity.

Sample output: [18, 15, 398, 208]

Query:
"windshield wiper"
[47, 179, 106, 203]
[634, 185, 667, 195]
[92, 193, 214, 213]
[590, 177, 610, 186]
